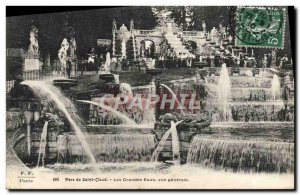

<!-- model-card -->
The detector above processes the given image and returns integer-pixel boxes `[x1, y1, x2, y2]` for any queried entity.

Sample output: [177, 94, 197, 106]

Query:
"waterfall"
[171, 121, 180, 164]
[151, 120, 183, 162]
[187, 135, 294, 173]
[217, 64, 232, 122]
[132, 33, 136, 60]
[206, 74, 290, 122]
[271, 74, 281, 101]
[57, 133, 68, 163]
[37, 121, 48, 167]
[21, 80, 96, 164]
[77, 100, 137, 126]
[140, 79, 156, 126]
[57, 134, 156, 163]
[121, 40, 126, 58]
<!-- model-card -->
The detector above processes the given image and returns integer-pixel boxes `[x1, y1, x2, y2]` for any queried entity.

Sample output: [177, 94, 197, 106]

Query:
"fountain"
[151, 120, 183, 164]
[204, 69, 292, 122]
[153, 110, 211, 164]
[3, 11, 295, 189]
[23, 110, 33, 155]
[8, 69, 294, 174]
[121, 40, 126, 58]
[58, 38, 69, 77]
[54, 38, 78, 90]
[21, 80, 96, 164]
[6, 17, 293, 173]
[118, 24, 129, 58]
[77, 100, 137, 126]
[58, 134, 156, 163]
[216, 63, 232, 122]
[36, 120, 48, 167]
[271, 74, 281, 101]
[104, 52, 111, 73]
[99, 52, 112, 76]
[30, 64, 291, 172]
[171, 121, 181, 164]
[160, 84, 185, 116]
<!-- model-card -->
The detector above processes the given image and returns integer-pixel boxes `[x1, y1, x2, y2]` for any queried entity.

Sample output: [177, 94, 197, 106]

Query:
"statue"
[158, 111, 211, 130]
[118, 24, 129, 41]
[202, 20, 206, 33]
[119, 24, 128, 34]
[219, 24, 226, 38]
[112, 19, 117, 32]
[58, 38, 70, 77]
[27, 25, 39, 59]
[271, 49, 277, 68]
[129, 19, 134, 32]
[211, 27, 217, 42]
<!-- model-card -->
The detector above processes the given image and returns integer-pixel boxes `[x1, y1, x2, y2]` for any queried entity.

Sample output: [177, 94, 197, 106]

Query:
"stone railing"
[6, 48, 26, 58]
[6, 80, 15, 93]
[134, 29, 162, 37]
[136, 30, 155, 35]
[182, 31, 198, 36]
[181, 31, 205, 37]
[22, 69, 99, 81]
[23, 70, 47, 80]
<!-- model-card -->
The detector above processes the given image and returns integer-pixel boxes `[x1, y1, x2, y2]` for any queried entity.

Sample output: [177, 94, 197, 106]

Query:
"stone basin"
[99, 73, 115, 83]
[146, 68, 162, 77]
[53, 79, 78, 90]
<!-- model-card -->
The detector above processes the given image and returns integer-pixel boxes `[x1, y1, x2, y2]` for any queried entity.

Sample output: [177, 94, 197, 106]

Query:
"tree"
[161, 6, 231, 32]
[189, 7, 230, 31]
[6, 7, 157, 61]
[169, 6, 186, 30]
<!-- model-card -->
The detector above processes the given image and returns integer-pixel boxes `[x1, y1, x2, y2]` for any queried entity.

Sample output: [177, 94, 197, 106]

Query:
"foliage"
[7, 7, 157, 60]
[185, 40, 197, 54]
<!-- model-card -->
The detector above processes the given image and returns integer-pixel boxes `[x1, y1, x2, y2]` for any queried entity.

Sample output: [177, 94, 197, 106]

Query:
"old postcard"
[6, 6, 295, 190]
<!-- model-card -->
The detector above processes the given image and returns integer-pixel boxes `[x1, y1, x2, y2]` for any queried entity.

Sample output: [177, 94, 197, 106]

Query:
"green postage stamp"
[234, 7, 286, 48]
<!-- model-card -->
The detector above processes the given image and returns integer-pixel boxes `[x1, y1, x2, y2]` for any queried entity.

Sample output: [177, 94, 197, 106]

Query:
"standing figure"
[280, 54, 289, 69]
[58, 38, 70, 77]
[159, 55, 165, 69]
[66, 58, 72, 78]
[239, 54, 245, 67]
[262, 54, 267, 69]
[121, 58, 127, 71]
[267, 53, 272, 68]
[214, 54, 221, 67]
[88, 47, 96, 71]
[271, 49, 277, 68]
[27, 26, 39, 59]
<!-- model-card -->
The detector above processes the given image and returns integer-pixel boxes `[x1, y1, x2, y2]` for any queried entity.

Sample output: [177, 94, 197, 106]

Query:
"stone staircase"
[165, 32, 192, 57]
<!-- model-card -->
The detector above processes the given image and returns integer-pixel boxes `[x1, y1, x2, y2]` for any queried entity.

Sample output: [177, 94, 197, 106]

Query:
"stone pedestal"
[154, 112, 211, 164]
[23, 58, 43, 80]
[24, 58, 42, 71]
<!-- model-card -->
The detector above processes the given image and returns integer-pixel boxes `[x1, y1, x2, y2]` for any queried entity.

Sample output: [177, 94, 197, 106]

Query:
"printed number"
[53, 178, 59, 181]
[268, 37, 278, 45]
